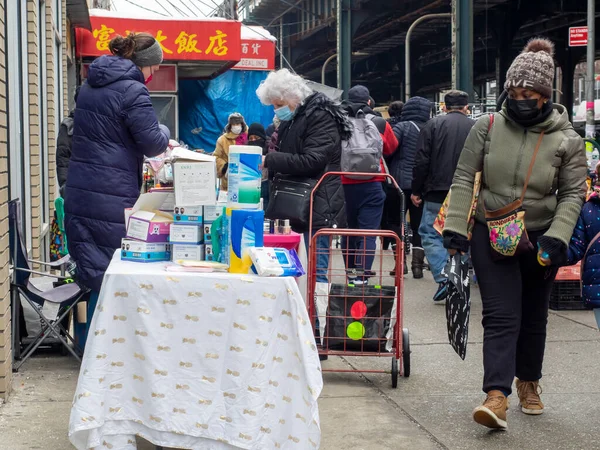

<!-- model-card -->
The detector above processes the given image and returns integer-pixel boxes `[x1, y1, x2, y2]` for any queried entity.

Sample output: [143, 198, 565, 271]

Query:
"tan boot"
[473, 390, 508, 430]
[516, 379, 544, 415]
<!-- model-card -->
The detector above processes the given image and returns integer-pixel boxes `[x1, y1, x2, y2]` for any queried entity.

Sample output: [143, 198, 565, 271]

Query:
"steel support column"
[453, 0, 473, 96]
[586, 0, 595, 138]
[337, 0, 352, 97]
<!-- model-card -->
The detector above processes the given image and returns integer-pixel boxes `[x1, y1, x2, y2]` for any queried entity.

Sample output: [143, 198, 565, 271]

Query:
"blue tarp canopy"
[179, 71, 274, 152]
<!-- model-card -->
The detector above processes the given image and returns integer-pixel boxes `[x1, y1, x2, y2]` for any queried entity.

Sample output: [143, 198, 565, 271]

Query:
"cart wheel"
[391, 357, 399, 388]
[402, 328, 411, 378]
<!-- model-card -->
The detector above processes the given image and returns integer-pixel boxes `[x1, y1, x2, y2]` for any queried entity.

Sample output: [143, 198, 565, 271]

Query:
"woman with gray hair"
[257, 68, 350, 288]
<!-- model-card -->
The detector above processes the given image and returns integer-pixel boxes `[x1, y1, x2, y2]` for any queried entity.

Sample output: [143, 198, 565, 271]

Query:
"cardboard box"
[126, 211, 173, 243]
[174, 206, 203, 224]
[170, 223, 203, 244]
[126, 191, 176, 225]
[172, 148, 216, 206]
[172, 244, 205, 261]
[203, 223, 213, 243]
[121, 239, 171, 262]
[204, 202, 226, 222]
[205, 244, 215, 261]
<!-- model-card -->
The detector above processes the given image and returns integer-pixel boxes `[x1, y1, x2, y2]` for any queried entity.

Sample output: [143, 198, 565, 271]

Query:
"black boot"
[403, 253, 408, 275]
[412, 247, 425, 279]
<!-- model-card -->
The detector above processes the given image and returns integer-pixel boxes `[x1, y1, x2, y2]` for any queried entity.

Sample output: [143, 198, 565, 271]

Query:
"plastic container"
[227, 145, 262, 209]
[549, 280, 588, 311]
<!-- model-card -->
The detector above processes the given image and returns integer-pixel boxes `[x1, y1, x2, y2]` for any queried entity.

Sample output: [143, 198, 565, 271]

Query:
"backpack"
[341, 111, 383, 180]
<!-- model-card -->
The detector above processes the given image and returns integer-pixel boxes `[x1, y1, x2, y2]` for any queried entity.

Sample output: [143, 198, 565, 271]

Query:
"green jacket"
[444, 104, 587, 246]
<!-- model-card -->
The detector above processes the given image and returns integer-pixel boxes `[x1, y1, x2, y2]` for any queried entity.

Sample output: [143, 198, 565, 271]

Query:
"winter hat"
[248, 123, 266, 140]
[504, 38, 555, 98]
[228, 112, 245, 124]
[131, 39, 164, 67]
[348, 85, 370, 104]
[445, 90, 469, 108]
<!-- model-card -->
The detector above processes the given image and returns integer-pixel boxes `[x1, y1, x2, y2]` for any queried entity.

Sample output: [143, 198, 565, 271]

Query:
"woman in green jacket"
[443, 38, 587, 430]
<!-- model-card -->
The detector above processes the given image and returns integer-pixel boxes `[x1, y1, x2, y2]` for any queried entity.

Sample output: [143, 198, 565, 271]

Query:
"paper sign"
[127, 218, 151, 241]
[173, 162, 216, 206]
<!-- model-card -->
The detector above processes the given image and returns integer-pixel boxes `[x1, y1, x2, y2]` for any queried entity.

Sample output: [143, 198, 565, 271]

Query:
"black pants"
[471, 223, 558, 395]
[382, 188, 423, 249]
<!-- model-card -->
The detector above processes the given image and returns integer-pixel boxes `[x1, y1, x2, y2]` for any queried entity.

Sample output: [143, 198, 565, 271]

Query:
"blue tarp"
[179, 71, 274, 152]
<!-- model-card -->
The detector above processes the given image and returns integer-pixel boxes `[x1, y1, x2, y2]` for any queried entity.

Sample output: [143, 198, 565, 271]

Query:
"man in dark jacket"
[386, 96, 432, 278]
[341, 86, 398, 284]
[56, 87, 80, 197]
[412, 90, 475, 301]
[65, 50, 169, 294]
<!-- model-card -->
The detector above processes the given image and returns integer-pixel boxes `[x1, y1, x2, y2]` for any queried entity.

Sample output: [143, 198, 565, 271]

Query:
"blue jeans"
[419, 201, 448, 283]
[304, 232, 330, 283]
[342, 182, 386, 274]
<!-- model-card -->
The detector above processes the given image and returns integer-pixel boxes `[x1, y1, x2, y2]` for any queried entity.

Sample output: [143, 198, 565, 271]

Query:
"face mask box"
[205, 244, 215, 261]
[173, 152, 217, 207]
[126, 211, 173, 243]
[173, 205, 203, 224]
[204, 202, 226, 222]
[203, 224, 212, 243]
[169, 223, 203, 245]
[121, 239, 171, 262]
[172, 244, 205, 261]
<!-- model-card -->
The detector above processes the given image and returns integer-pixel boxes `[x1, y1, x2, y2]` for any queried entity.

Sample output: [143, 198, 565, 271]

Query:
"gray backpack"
[341, 111, 384, 180]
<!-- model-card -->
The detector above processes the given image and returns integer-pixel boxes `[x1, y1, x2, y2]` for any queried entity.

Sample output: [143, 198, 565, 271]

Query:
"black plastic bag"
[444, 254, 471, 360]
[325, 284, 395, 352]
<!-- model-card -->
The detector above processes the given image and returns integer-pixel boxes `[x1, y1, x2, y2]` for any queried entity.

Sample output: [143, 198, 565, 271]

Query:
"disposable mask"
[507, 98, 540, 121]
[231, 125, 243, 135]
[274, 105, 294, 122]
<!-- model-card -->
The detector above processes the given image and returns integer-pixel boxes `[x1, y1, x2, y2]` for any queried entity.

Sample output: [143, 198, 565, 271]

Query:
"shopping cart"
[307, 172, 410, 388]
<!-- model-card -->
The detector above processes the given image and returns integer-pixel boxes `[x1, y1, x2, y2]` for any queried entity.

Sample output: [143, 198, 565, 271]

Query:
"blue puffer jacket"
[65, 55, 169, 291]
[388, 96, 432, 190]
[567, 188, 600, 308]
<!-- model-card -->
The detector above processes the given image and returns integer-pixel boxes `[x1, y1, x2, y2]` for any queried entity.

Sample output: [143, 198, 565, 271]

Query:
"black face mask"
[507, 98, 540, 121]
[251, 138, 266, 149]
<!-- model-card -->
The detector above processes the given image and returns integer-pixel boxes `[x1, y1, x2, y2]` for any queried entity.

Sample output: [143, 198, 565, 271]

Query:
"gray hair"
[256, 69, 313, 106]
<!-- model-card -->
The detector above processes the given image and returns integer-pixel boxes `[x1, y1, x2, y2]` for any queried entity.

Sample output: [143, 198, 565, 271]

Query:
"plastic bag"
[248, 247, 305, 277]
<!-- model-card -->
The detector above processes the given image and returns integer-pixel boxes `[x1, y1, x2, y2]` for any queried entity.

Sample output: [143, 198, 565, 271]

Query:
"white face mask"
[231, 125, 243, 135]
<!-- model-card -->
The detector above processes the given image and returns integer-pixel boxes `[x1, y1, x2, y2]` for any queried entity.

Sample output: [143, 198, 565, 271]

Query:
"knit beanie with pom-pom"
[504, 38, 555, 98]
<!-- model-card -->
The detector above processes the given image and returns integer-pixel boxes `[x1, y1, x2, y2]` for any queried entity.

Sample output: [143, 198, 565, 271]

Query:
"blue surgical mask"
[274, 105, 294, 122]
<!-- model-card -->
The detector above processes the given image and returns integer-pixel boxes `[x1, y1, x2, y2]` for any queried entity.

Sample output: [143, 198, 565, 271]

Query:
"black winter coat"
[65, 55, 169, 291]
[412, 111, 475, 202]
[389, 97, 432, 190]
[56, 113, 74, 196]
[265, 92, 351, 231]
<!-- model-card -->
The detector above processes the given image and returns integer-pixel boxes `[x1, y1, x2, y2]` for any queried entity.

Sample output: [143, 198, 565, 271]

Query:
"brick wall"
[0, 0, 11, 399]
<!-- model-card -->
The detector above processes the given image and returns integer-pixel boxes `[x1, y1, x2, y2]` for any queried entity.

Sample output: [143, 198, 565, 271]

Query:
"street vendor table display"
[69, 252, 323, 450]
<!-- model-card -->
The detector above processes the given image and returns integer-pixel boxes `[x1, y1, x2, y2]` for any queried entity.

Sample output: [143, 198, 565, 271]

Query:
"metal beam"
[454, 0, 474, 95]
[586, 0, 595, 138]
[337, 0, 352, 96]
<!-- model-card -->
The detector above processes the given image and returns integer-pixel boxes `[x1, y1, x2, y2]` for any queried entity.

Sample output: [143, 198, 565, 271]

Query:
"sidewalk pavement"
[1, 254, 599, 449]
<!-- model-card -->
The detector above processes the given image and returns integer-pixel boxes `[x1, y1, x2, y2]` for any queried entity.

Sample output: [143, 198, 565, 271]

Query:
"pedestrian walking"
[412, 90, 475, 300]
[387, 96, 432, 278]
[566, 171, 600, 327]
[214, 112, 248, 191]
[387, 100, 404, 126]
[443, 38, 587, 430]
[341, 85, 398, 284]
[65, 32, 170, 321]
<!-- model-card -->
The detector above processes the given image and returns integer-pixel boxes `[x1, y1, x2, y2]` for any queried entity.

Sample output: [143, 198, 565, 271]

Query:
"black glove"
[221, 162, 228, 176]
[537, 235, 567, 267]
[443, 231, 470, 254]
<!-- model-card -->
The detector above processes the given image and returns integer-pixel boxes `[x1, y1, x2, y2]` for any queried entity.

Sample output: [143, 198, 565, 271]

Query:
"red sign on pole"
[233, 40, 276, 71]
[76, 16, 242, 61]
[569, 27, 588, 47]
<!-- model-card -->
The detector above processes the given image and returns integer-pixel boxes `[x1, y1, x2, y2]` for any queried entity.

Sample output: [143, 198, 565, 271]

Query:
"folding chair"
[9, 199, 89, 371]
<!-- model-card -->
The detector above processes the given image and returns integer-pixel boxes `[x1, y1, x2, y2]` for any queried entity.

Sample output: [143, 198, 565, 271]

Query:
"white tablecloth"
[69, 251, 323, 450]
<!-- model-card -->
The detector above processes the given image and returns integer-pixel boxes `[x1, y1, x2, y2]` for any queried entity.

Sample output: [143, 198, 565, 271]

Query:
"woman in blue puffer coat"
[65, 33, 169, 305]
[383, 96, 432, 278]
[567, 183, 600, 326]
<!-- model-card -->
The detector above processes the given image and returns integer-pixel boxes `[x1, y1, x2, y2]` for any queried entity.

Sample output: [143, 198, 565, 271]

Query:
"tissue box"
[172, 244, 205, 261]
[121, 239, 171, 262]
[170, 223, 203, 244]
[174, 205, 203, 224]
[126, 211, 173, 243]
[205, 244, 215, 261]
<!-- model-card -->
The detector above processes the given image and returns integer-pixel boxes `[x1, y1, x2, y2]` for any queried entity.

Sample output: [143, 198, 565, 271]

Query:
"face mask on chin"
[507, 98, 540, 121]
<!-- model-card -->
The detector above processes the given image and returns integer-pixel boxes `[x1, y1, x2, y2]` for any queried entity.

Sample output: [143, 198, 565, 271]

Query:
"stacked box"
[172, 244, 205, 262]
[121, 239, 171, 262]
[203, 203, 225, 261]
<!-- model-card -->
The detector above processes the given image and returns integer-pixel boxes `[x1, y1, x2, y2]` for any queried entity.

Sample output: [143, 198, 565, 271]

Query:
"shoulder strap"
[582, 230, 600, 272]
[409, 121, 420, 133]
[519, 132, 545, 203]
[488, 113, 494, 132]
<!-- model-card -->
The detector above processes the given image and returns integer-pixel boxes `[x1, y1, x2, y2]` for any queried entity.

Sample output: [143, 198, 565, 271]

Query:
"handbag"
[265, 175, 317, 231]
[484, 131, 545, 259]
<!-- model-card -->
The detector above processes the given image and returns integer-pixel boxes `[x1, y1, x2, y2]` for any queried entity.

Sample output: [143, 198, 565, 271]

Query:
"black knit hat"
[348, 85, 370, 104]
[248, 122, 266, 140]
